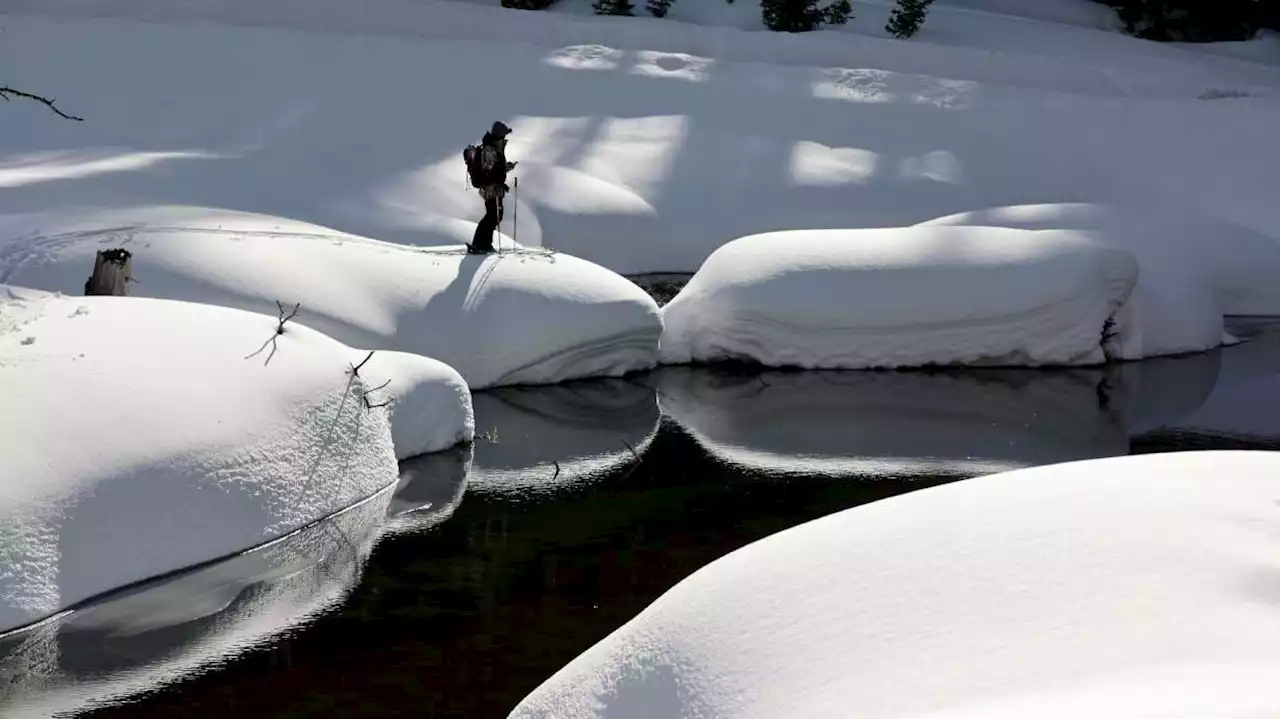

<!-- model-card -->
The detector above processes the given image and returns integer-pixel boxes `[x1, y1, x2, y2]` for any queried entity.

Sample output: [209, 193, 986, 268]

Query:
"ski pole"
[513, 176, 519, 253]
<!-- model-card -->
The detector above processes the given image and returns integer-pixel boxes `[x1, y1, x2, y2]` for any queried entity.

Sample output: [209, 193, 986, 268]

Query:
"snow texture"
[510, 450, 1280, 719]
[357, 350, 475, 460]
[919, 202, 1280, 355]
[660, 226, 1137, 369]
[1, 9, 1278, 278]
[0, 289, 401, 633]
[0, 207, 661, 389]
[0, 485, 392, 716]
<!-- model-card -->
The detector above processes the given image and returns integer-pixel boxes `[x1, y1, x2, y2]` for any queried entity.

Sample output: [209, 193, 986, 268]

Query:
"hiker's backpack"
[463, 145, 488, 187]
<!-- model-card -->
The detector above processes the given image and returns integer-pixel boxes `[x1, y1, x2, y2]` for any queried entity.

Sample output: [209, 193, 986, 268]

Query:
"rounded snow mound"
[919, 203, 1280, 357]
[355, 350, 474, 460]
[0, 289, 404, 633]
[919, 202, 1280, 316]
[660, 226, 1138, 369]
[511, 451, 1280, 719]
[0, 206, 662, 389]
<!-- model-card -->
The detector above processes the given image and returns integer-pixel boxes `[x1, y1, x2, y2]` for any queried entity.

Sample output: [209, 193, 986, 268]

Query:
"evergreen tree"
[761, 0, 848, 32]
[824, 0, 852, 25]
[593, 0, 635, 15]
[885, 0, 935, 38]
[647, 0, 676, 18]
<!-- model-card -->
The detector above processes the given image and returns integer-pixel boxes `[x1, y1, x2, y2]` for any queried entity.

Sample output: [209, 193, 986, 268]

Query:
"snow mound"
[660, 227, 1137, 369]
[919, 202, 1280, 355]
[0, 207, 662, 389]
[357, 350, 474, 460]
[510, 451, 1280, 719]
[0, 290, 402, 633]
[0, 484, 390, 716]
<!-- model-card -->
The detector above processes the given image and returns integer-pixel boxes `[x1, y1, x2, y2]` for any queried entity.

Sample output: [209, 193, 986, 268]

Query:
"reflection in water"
[656, 348, 1223, 477]
[0, 488, 394, 717]
[23, 331, 1280, 719]
[468, 379, 661, 497]
[386, 443, 473, 535]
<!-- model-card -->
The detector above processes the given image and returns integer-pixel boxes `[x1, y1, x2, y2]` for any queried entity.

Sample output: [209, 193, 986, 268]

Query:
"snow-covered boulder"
[660, 227, 1137, 369]
[918, 203, 1280, 357]
[356, 350, 474, 460]
[0, 289, 408, 633]
[0, 485, 390, 716]
[0, 207, 662, 389]
[919, 203, 1280, 316]
[510, 451, 1280, 719]
[469, 379, 660, 496]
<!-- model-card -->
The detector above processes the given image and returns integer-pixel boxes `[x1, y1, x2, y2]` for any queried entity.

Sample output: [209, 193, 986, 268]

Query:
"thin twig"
[0, 86, 83, 121]
[620, 438, 639, 461]
[275, 301, 301, 335]
[351, 351, 375, 376]
[552, 460, 561, 481]
[245, 301, 302, 366]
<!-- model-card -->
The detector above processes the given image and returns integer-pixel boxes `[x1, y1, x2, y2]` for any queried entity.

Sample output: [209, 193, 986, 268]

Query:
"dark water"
[3, 324, 1279, 718]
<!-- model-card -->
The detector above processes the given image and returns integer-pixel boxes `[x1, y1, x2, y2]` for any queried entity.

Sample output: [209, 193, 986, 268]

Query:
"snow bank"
[510, 451, 1280, 719]
[0, 289, 401, 633]
[919, 202, 1280, 356]
[3, 14, 1279, 278]
[0, 485, 390, 716]
[357, 350, 474, 460]
[660, 227, 1137, 369]
[0, 207, 661, 389]
[469, 379, 660, 496]
[657, 351, 1222, 476]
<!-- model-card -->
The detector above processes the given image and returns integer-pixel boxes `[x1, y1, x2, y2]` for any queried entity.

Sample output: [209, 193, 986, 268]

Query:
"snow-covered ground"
[510, 450, 1280, 718]
[0, 483, 392, 717]
[661, 227, 1138, 368]
[0, 207, 661, 389]
[2, 3, 1279, 278]
[0, 288, 413, 633]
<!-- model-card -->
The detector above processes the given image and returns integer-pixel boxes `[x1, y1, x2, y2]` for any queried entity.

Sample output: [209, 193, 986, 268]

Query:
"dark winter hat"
[490, 121, 513, 137]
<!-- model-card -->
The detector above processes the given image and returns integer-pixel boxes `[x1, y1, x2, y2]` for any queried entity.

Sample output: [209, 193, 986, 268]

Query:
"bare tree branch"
[245, 301, 302, 365]
[350, 351, 375, 377]
[0, 85, 83, 121]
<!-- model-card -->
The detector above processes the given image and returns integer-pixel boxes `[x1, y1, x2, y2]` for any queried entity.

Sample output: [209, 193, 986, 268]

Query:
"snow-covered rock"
[356, 350, 474, 460]
[510, 451, 1280, 719]
[918, 203, 1280, 316]
[0, 289, 405, 633]
[0, 484, 391, 716]
[469, 379, 661, 496]
[660, 227, 1137, 369]
[919, 202, 1280, 356]
[0, 207, 662, 389]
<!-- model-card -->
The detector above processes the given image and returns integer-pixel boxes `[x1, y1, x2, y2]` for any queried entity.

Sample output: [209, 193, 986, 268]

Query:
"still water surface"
[4, 326, 1279, 718]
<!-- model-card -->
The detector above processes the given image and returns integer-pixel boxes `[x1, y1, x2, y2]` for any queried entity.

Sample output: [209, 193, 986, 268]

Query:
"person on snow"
[467, 121, 518, 254]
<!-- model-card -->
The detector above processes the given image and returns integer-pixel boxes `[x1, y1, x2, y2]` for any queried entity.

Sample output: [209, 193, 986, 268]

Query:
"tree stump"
[83, 249, 133, 296]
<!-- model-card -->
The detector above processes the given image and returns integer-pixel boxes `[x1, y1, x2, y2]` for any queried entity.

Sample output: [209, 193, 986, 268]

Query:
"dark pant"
[472, 195, 505, 252]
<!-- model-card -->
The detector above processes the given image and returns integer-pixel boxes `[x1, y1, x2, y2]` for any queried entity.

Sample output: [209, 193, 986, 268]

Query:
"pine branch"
[0, 86, 83, 121]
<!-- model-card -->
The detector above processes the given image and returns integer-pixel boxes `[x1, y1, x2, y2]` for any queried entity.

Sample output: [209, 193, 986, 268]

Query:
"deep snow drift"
[660, 227, 1137, 369]
[356, 350, 474, 460]
[510, 451, 1280, 719]
[0, 484, 392, 717]
[0, 207, 662, 389]
[0, 288, 408, 633]
[2, 11, 1279, 276]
